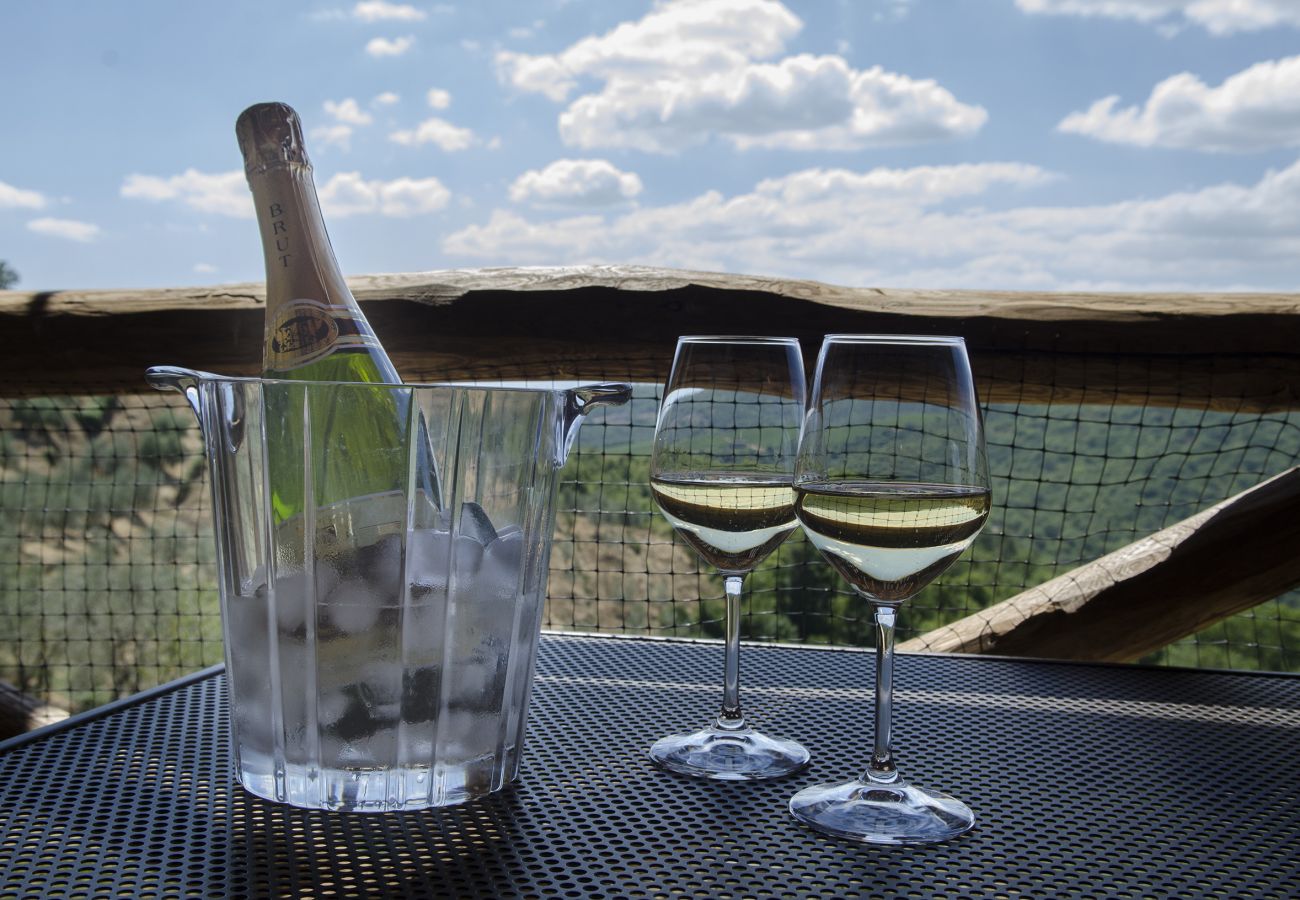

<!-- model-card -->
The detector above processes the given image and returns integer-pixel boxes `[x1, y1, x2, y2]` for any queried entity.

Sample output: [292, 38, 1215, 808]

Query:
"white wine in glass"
[648, 336, 811, 780]
[651, 477, 798, 573]
[789, 335, 990, 843]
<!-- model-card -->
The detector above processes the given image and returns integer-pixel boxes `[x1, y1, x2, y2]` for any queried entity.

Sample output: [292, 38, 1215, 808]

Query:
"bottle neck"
[248, 163, 352, 312]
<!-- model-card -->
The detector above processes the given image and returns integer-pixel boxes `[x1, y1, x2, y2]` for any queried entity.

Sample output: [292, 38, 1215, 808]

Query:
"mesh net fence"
[1, 380, 1297, 716]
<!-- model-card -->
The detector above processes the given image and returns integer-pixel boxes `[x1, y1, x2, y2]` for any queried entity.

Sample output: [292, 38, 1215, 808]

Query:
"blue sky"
[3, 0, 1300, 292]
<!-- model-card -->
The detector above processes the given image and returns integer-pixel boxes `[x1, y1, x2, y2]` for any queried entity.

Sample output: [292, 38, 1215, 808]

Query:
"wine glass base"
[649, 724, 810, 781]
[789, 776, 975, 844]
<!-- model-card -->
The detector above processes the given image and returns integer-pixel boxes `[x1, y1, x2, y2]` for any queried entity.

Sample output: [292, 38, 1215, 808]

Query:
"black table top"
[2, 633, 1298, 899]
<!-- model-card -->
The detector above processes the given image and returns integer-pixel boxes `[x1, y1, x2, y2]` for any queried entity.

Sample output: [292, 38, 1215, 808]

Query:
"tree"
[0, 261, 17, 289]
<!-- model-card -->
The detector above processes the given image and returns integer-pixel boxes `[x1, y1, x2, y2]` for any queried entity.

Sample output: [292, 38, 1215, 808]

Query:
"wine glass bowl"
[648, 336, 811, 780]
[789, 334, 990, 842]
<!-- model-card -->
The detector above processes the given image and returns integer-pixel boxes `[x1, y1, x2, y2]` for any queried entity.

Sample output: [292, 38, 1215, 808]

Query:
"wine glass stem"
[865, 601, 899, 783]
[718, 574, 746, 730]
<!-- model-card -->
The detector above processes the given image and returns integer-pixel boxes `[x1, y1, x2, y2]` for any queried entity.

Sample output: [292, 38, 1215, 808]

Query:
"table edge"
[0, 662, 225, 755]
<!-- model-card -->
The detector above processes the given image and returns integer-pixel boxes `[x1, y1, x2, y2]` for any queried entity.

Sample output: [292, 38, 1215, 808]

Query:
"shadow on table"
[227, 786, 548, 899]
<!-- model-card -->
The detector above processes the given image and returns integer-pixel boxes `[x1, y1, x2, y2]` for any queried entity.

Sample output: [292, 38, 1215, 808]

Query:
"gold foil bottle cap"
[235, 102, 311, 176]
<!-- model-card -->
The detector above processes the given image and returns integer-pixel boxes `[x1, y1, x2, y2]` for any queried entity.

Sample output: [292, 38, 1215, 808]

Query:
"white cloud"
[448, 162, 1053, 266]
[373, 91, 400, 106]
[426, 87, 451, 109]
[353, 1, 426, 22]
[0, 180, 47, 210]
[389, 117, 475, 150]
[324, 97, 373, 126]
[317, 172, 451, 217]
[496, 52, 574, 103]
[311, 124, 355, 149]
[509, 159, 643, 207]
[1059, 55, 1300, 152]
[500, 0, 800, 97]
[366, 35, 415, 57]
[752, 163, 1057, 205]
[121, 169, 251, 218]
[193, 263, 218, 274]
[561, 54, 987, 153]
[27, 217, 101, 242]
[495, 0, 984, 152]
[1014, 0, 1300, 35]
[121, 168, 450, 219]
[496, 0, 800, 102]
[443, 158, 1300, 290]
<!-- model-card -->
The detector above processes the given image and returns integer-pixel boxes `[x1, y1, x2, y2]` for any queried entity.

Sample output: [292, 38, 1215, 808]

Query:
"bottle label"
[266, 299, 381, 371]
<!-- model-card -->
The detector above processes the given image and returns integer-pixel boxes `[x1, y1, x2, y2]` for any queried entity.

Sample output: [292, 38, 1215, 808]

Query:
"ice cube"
[323, 578, 386, 633]
[404, 529, 488, 601]
[318, 684, 352, 726]
[480, 528, 524, 601]
[353, 531, 403, 602]
[227, 590, 269, 650]
[448, 653, 506, 711]
[323, 682, 382, 743]
[270, 636, 312, 740]
[406, 506, 504, 597]
[272, 570, 311, 636]
[461, 528, 525, 634]
[451, 533, 485, 583]
[357, 660, 403, 707]
[426, 533, 488, 603]
[439, 708, 497, 763]
[401, 665, 441, 724]
[407, 528, 452, 601]
[237, 565, 334, 638]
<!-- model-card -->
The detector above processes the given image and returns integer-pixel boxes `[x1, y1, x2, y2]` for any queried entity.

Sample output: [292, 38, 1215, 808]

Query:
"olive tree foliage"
[0, 261, 17, 289]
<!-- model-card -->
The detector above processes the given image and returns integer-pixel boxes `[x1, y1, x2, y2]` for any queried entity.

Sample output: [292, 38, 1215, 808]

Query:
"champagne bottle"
[236, 102, 426, 531]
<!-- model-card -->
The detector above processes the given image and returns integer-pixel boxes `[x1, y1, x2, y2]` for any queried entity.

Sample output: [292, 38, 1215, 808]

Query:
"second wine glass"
[789, 334, 990, 843]
[648, 336, 811, 780]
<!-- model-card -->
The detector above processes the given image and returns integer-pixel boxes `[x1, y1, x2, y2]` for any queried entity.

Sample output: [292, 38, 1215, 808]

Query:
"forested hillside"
[2, 386, 1297, 714]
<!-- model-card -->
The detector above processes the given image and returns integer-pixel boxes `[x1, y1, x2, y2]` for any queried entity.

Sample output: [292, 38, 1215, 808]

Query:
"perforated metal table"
[2, 634, 1298, 899]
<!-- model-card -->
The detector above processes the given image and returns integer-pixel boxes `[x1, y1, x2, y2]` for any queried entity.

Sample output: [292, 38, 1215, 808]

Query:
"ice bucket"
[147, 366, 630, 811]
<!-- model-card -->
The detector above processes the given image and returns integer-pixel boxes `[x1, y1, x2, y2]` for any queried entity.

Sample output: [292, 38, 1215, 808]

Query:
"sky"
[3, 0, 1300, 293]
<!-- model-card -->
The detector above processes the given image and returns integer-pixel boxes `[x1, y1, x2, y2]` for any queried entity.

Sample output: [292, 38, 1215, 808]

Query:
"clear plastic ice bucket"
[148, 366, 629, 811]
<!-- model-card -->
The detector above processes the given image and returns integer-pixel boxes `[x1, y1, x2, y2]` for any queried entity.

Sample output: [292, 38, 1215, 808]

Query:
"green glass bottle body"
[237, 103, 409, 527]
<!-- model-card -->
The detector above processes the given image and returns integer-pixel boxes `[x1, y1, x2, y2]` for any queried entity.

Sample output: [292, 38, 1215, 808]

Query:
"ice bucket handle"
[558, 383, 632, 466]
[145, 365, 209, 418]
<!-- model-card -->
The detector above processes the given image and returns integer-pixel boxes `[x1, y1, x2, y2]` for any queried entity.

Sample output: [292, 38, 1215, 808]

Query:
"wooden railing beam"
[0, 267, 1297, 410]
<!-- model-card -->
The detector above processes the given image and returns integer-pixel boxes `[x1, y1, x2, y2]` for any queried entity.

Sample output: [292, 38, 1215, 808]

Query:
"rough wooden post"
[899, 467, 1300, 662]
[0, 681, 69, 740]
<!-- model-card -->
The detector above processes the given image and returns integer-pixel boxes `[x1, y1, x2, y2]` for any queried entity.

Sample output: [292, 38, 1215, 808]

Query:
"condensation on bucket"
[227, 514, 540, 811]
[146, 368, 630, 812]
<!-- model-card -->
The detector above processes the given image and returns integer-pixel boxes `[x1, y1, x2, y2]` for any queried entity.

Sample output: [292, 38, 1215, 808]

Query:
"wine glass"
[789, 335, 990, 843]
[648, 336, 811, 780]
